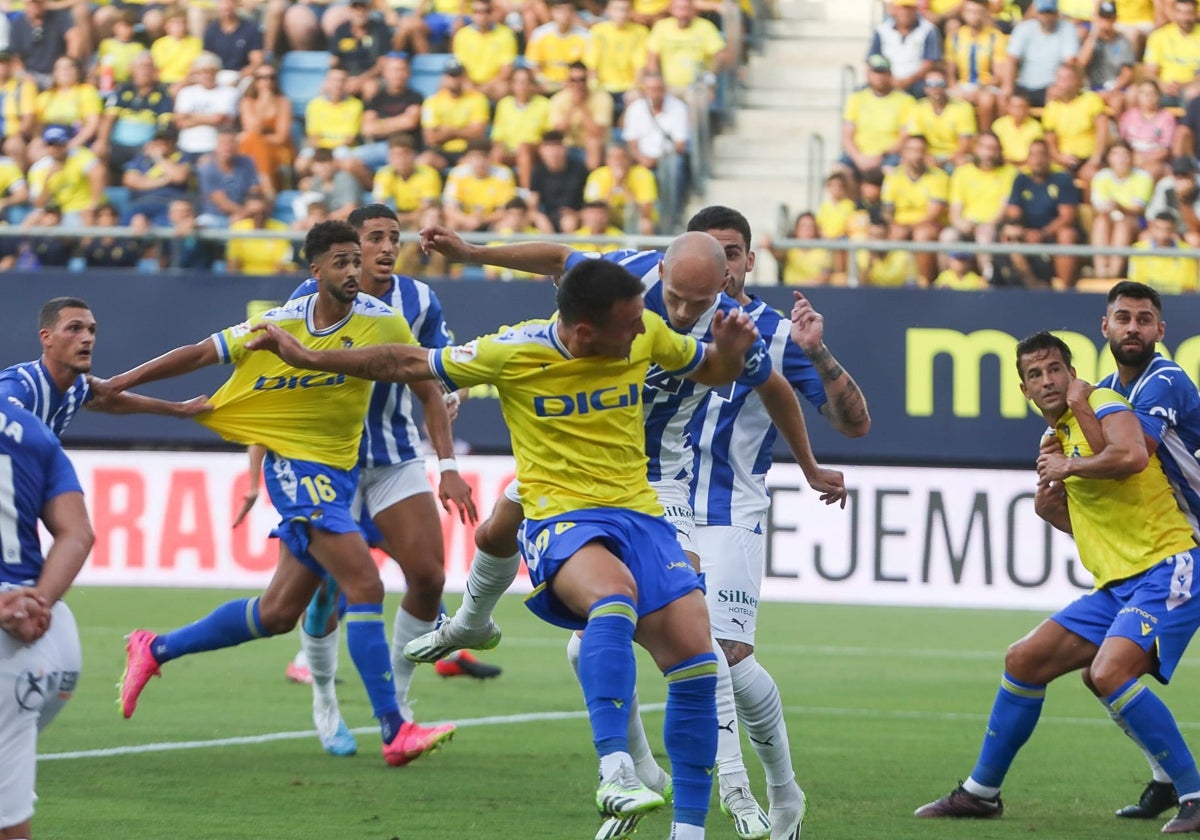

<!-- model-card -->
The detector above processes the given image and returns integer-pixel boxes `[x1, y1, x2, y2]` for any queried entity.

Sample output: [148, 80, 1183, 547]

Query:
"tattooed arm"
[788, 292, 871, 438]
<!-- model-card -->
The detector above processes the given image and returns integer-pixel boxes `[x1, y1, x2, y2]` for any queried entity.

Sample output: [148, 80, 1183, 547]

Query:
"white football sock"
[391, 607, 436, 720]
[302, 627, 339, 710]
[714, 638, 748, 787]
[730, 654, 796, 789]
[1103, 698, 1171, 783]
[669, 822, 704, 839]
[457, 549, 521, 629]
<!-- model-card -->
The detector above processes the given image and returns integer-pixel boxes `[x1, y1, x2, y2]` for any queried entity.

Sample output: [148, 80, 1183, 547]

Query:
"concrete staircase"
[691, 0, 874, 282]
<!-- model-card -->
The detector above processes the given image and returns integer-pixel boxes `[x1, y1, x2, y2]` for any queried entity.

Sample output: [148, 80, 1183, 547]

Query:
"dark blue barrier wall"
[2, 272, 1179, 467]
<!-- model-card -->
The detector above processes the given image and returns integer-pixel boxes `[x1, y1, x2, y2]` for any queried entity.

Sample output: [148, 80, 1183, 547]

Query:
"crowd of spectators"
[769, 0, 1200, 291]
[0, 0, 741, 275]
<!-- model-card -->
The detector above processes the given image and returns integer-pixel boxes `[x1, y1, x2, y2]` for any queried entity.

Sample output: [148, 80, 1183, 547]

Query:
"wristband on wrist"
[439, 457, 459, 473]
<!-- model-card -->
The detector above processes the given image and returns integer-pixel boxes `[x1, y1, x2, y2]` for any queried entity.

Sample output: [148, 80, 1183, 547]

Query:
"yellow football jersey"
[907, 98, 977, 161]
[452, 24, 518, 85]
[1144, 24, 1200, 85]
[934, 269, 987, 290]
[585, 20, 650, 93]
[992, 114, 1045, 164]
[949, 163, 1017, 224]
[1042, 91, 1106, 159]
[225, 219, 294, 276]
[199, 293, 417, 470]
[305, 96, 364, 148]
[1128, 242, 1199, 294]
[430, 313, 703, 518]
[27, 148, 100, 213]
[490, 95, 552, 151]
[1052, 388, 1196, 588]
[35, 84, 102, 128]
[843, 88, 915, 157]
[443, 164, 517, 214]
[782, 248, 832, 285]
[372, 163, 443, 212]
[881, 167, 949, 226]
[816, 197, 856, 239]
[645, 17, 725, 89]
[0, 78, 35, 139]
[421, 89, 490, 153]
[525, 24, 591, 88]
[151, 34, 203, 84]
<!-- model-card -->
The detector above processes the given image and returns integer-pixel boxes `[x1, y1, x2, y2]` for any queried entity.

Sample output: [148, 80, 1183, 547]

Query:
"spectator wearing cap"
[452, 0, 518, 101]
[934, 252, 987, 289]
[526, 0, 591, 93]
[529, 129, 589, 231]
[944, 0, 1006, 130]
[838, 55, 914, 179]
[1006, 138, 1081, 285]
[330, 0, 393, 102]
[196, 127, 272, 227]
[0, 51, 38, 168]
[26, 125, 105, 228]
[394, 0, 471, 55]
[226, 188, 295, 276]
[1119, 79, 1175, 180]
[442, 137, 517, 231]
[298, 66, 370, 185]
[548, 60, 613, 171]
[203, 0, 264, 84]
[991, 91, 1044, 166]
[1128, 211, 1199, 293]
[868, 0, 941, 98]
[95, 52, 174, 176]
[372, 134, 443, 227]
[905, 67, 975, 169]
[300, 147, 364, 221]
[34, 56, 101, 151]
[356, 53, 425, 172]
[585, 0, 649, 113]
[420, 58, 492, 170]
[10, 0, 83, 89]
[1043, 62, 1107, 182]
[1145, 155, 1200, 246]
[881, 133, 948, 285]
[153, 9, 204, 93]
[237, 61, 294, 192]
[942, 131, 1015, 278]
[123, 126, 192, 227]
[1079, 1, 1135, 115]
[583, 143, 657, 234]
[490, 66, 552, 189]
[1002, 0, 1079, 108]
[1144, 0, 1200, 107]
[174, 52, 239, 159]
[645, 0, 728, 93]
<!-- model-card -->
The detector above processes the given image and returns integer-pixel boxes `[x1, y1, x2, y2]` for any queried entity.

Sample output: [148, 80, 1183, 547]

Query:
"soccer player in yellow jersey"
[249, 236, 763, 840]
[113, 221, 457, 768]
[917, 331, 1200, 833]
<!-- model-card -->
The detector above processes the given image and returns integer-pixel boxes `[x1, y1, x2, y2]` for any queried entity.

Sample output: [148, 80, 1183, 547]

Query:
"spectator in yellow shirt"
[583, 143, 658, 233]
[442, 138, 517, 231]
[570, 200, 625, 251]
[934, 252, 988, 289]
[525, 0, 591, 92]
[1090, 140, 1154, 277]
[453, 0, 519, 101]
[420, 58, 491, 170]
[151, 8, 203, 93]
[25, 125, 106, 227]
[991, 91, 1044, 166]
[761, 212, 834, 286]
[1042, 62, 1108, 182]
[882, 134, 949, 284]
[0, 51, 37, 169]
[645, 0, 730, 91]
[225, 189, 295, 275]
[839, 55, 915, 178]
[34, 56, 102, 151]
[941, 131, 1016, 278]
[945, 0, 1006, 129]
[297, 67, 370, 186]
[485, 197, 555, 279]
[816, 172, 855, 272]
[372, 134, 443, 228]
[585, 0, 649, 109]
[1143, 0, 1200, 106]
[857, 220, 921, 286]
[1128, 211, 1199, 293]
[548, 61, 614, 170]
[491, 66, 551, 189]
[906, 67, 977, 169]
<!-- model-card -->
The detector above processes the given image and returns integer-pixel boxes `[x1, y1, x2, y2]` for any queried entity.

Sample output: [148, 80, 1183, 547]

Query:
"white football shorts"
[698, 523, 765, 645]
[652, 479, 697, 557]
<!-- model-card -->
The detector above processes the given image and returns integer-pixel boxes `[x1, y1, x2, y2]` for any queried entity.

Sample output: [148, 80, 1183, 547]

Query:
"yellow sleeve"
[583, 169, 606, 202]
[1091, 173, 1113, 206]
[1144, 30, 1163, 67]
[702, 20, 726, 57]
[647, 312, 705, 375]
[212, 317, 258, 365]
[949, 168, 968, 206]
[1041, 101, 1060, 133]
[419, 166, 442, 201]
[957, 101, 978, 136]
[468, 93, 489, 123]
[929, 171, 950, 203]
[842, 90, 859, 122]
[645, 21, 666, 53]
[378, 308, 419, 347]
[80, 85, 102, 118]
[881, 172, 897, 205]
[372, 168, 394, 202]
[630, 166, 658, 202]
[433, 333, 513, 390]
[497, 26, 518, 64]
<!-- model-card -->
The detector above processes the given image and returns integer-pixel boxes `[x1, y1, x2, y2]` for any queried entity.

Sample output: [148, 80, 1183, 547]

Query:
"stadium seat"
[273, 189, 301, 225]
[410, 53, 452, 98]
[104, 186, 131, 220]
[281, 51, 332, 115]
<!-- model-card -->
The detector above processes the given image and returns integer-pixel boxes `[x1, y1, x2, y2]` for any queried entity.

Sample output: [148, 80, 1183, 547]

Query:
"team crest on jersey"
[450, 342, 478, 362]
[341, 337, 355, 348]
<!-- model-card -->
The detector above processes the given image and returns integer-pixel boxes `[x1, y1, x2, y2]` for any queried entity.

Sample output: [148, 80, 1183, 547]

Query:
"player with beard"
[1062, 280, 1200, 821]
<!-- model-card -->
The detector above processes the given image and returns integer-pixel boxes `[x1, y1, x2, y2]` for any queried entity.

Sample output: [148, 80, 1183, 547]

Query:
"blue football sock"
[663, 652, 719, 827]
[151, 597, 267, 664]
[302, 579, 341, 637]
[344, 602, 403, 742]
[579, 595, 639, 757]
[1109, 679, 1200, 798]
[968, 672, 1046, 789]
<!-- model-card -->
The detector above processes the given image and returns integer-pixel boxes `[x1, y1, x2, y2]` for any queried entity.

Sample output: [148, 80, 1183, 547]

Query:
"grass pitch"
[32, 588, 1200, 839]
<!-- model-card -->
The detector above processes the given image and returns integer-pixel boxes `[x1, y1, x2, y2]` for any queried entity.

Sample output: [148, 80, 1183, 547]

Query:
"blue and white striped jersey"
[0, 359, 92, 438]
[564, 249, 772, 485]
[0, 404, 83, 586]
[1098, 354, 1200, 540]
[290, 275, 453, 468]
[689, 296, 826, 528]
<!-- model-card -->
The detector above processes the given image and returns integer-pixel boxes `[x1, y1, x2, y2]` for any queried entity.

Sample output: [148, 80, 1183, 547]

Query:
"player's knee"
[716, 637, 753, 666]
[402, 557, 446, 599]
[1079, 665, 1101, 696]
[474, 518, 519, 556]
[341, 577, 386, 605]
[257, 603, 300, 636]
[1002, 637, 1043, 682]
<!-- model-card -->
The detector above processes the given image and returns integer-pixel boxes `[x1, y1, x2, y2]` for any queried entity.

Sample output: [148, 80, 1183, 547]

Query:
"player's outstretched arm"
[246, 323, 436, 383]
[689, 308, 760, 386]
[232, 444, 267, 528]
[789, 292, 871, 438]
[421, 223, 573, 276]
[1036, 405, 1149, 484]
[756, 369, 847, 508]
[35, 490, 93, 609]
[87, 387, 213, 418]
[100, 339, 220, 394]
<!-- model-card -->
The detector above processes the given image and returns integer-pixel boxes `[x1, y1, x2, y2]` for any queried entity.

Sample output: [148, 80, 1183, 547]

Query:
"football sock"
[664, 651, 720, 828]
[731, 654, 796, 788]
[302, 626, 339, 708]
[668, 823, 704, 840]
[965, 672, 1045, 796]
[579, 595, 638, 757]
[713, 638, 748, 786]
[391, 607, 436, 719]
[1101, 696, 1172, 783]
[302, 579, 341, 637]
[151, 597, 267, 663]
[1107, 679, 1200, 798]
[344, 602, 403, 742]
[567, 632, 659, 780]
[457, 549, 521, 630]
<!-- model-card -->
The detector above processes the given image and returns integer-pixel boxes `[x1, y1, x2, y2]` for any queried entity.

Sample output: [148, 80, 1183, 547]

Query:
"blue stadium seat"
[410, 53, 451, 98]
[280, 51, 332, 115]
[273, 189, 301, 225]
[104, 186, 131, 220]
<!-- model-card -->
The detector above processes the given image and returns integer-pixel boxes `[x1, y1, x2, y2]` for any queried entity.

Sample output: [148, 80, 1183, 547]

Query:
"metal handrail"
[807, 133, 825, 211]
[839, 64, 856, 155]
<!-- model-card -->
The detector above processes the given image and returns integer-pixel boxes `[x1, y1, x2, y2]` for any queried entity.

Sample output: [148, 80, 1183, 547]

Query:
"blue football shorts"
[1053, 548, 1200, 684]
[519, 507, 704, 630]
[263, 452, 361, 579]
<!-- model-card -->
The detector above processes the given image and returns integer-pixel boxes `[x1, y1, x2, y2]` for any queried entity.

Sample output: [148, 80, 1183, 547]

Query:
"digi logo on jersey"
[533, 384, 640, 417]
[252, 373, 347, 391]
